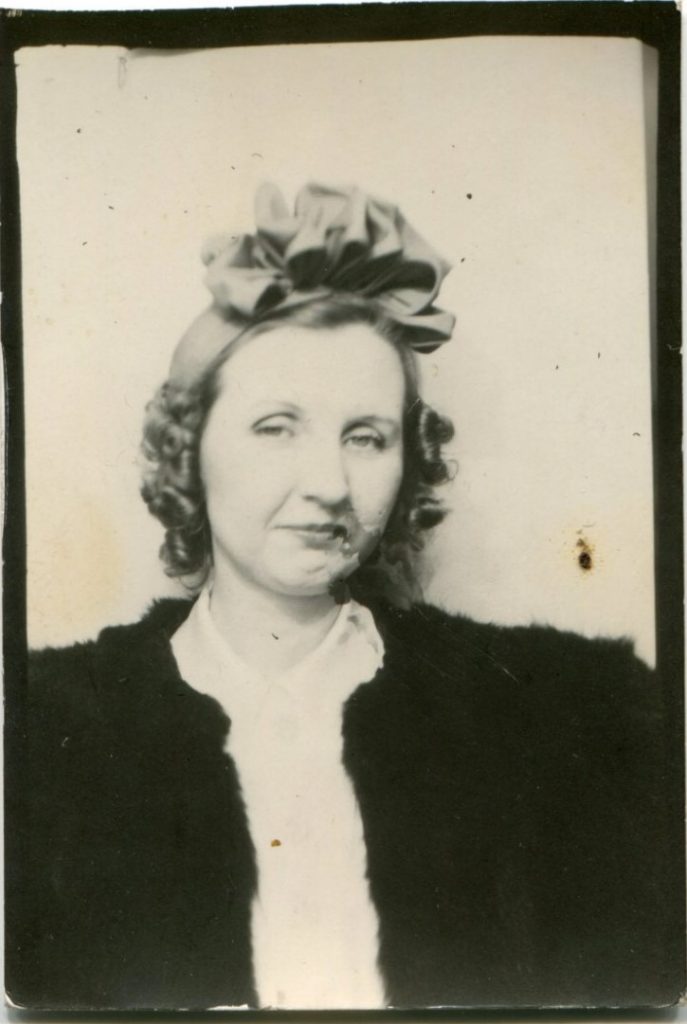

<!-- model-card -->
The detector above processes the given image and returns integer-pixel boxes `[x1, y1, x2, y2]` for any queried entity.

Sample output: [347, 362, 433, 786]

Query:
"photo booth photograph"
[3, 6, 684, 1013]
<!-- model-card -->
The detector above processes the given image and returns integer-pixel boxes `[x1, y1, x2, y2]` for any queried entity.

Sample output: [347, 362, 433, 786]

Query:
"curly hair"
[141, 294, 455, 606]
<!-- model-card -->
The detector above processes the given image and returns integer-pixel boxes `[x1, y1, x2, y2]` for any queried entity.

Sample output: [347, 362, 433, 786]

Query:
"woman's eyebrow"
[347, 416, 401, 434]
[250, 401, 302, 415]
[350, 415, 403, 428]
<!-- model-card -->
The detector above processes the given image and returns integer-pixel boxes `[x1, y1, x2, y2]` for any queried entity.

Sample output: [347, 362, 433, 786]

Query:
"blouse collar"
[170, 588, 385, 715]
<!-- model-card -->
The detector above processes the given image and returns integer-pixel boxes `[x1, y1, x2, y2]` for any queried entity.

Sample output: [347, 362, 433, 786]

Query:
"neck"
[208, 566, 342, 676]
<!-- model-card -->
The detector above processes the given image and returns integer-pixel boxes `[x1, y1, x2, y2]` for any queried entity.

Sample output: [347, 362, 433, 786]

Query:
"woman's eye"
[253, 418, 294, 439]
[345, 432, 385, 451]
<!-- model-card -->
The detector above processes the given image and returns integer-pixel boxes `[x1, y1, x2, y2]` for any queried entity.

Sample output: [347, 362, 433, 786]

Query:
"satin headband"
[169, 182, 456, 388]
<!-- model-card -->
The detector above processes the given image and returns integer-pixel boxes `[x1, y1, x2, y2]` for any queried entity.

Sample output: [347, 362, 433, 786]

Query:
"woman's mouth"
[279, 523, 351, 550]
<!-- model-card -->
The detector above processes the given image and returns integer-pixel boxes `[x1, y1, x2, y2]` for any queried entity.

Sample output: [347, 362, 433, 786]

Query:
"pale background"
[17, 36, 657, 663]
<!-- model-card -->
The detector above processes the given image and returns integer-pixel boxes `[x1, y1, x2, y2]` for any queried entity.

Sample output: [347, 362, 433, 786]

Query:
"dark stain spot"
[461, 257, 466, 263]
[76, 128, 82, 133]
[329, 579, 349, 604]
[576, 537, 594, 572]
[271, 838, 282, 847]
[633, 432, 641, 437]
[271, 633, 279, 640]
[466, 193, 473, 199]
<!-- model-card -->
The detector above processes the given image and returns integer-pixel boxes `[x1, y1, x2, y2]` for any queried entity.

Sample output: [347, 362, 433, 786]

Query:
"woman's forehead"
[216, 323, 407, 414]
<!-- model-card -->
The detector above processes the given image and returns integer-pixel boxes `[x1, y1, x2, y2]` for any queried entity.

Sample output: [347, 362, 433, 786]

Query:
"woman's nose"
[297, 438, 350, 508]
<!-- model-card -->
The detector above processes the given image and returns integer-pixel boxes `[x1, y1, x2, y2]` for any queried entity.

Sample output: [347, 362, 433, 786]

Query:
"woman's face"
[199, 322, 406, 599]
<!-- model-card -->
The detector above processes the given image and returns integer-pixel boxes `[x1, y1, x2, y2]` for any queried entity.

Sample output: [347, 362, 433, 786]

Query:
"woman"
[8, 184, 679, 1011]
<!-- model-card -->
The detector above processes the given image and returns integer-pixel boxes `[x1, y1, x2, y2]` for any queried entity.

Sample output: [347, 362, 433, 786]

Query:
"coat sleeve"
[485, 624, 684, 1006]
[5, 641, 102, 1009]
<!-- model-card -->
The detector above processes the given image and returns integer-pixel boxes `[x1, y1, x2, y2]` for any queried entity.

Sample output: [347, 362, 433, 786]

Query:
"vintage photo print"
[3, 3, 684, 1013]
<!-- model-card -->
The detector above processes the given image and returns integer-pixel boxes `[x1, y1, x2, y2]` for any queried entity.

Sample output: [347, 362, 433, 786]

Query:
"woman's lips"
[278, 524, 350, 549]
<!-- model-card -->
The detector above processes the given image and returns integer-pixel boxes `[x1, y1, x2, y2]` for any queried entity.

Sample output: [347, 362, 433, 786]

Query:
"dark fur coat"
[6, 599, 683, 1010]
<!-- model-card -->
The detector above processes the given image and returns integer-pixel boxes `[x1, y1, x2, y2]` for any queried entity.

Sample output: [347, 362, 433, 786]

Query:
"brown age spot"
[271, 839, 282, 848]
[576, 536, 594, 572]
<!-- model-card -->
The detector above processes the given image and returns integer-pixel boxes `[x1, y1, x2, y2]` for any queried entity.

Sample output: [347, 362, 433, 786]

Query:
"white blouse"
[171, 590, 387, 1010]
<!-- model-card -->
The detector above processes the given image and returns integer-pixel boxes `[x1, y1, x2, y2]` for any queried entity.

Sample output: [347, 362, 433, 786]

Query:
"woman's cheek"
[355, 456, 402, 523]
[235, 452, 293, 505]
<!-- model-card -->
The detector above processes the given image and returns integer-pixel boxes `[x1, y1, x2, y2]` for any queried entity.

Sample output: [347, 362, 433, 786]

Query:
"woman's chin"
[264, 555, 359, 599]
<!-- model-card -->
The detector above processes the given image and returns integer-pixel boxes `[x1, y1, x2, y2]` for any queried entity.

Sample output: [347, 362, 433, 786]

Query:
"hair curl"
[141, 295, 455, 606]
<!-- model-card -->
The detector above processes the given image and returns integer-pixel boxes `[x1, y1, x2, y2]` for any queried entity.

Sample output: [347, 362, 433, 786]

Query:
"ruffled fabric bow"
[170, 183, 455, 387]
